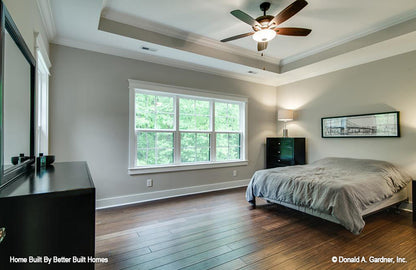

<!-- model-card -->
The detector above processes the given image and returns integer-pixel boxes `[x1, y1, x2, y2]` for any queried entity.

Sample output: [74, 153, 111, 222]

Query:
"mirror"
[3, 28, 31, 170]
[0, 1, 35, 188]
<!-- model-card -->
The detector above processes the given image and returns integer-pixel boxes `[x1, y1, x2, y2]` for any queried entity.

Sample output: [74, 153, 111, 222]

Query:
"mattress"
[246, 157, 412, 234]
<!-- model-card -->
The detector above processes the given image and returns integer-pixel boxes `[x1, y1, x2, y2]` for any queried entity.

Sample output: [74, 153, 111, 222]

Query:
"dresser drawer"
[266, 137, 305, 169]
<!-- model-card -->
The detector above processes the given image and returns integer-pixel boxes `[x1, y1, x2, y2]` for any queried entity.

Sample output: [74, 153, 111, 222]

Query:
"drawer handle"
[0, 227, 5, 244]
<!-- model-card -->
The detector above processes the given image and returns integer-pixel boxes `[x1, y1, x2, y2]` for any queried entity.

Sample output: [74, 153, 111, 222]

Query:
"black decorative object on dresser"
[0, 162, 95, 270]
[266, 137, 305, 168]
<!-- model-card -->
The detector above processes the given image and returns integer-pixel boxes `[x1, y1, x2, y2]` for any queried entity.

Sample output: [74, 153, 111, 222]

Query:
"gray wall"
[3, 0, 49, 55]
[276, 50, 416, 200]
[49, 44, 277, 201]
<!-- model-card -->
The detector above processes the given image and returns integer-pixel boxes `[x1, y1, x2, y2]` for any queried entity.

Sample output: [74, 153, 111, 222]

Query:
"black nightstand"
[413, 180, 415, 221]
[266, 137, 305, 169]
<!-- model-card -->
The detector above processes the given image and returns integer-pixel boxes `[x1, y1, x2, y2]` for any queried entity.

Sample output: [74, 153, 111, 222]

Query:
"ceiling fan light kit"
[253, 29, 276, 42]
[221, 0, 311, 51]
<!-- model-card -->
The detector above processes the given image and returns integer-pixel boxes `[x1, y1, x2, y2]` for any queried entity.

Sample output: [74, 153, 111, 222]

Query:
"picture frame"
[321, 111, 400, 138]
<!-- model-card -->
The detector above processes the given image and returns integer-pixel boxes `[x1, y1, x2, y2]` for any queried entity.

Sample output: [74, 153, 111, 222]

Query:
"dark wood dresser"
[0, 162, 95, 270]
[266, 137, 305, 168]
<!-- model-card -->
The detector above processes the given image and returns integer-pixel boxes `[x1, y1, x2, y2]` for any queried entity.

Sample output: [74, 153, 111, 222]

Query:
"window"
[128, 80, 248, 174]
[35, 34, 51, 155]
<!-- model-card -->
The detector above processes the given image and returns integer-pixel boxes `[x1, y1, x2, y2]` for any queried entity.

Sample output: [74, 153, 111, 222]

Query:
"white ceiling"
[47, 0, 416, 86]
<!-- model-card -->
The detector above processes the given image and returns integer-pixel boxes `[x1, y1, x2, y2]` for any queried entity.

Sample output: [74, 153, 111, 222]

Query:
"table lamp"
[278, 109, 294, 137]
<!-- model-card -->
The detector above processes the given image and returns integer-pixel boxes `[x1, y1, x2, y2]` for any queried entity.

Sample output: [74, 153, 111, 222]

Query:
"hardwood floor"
[95, 187, 415, 270]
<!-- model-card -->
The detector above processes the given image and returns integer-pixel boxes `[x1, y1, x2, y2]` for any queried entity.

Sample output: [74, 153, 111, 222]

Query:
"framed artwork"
[321, 111, 400, 138]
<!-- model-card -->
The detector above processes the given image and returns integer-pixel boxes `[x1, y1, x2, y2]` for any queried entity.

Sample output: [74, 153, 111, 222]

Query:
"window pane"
[230, 147, 240, 160]
[136, 93, 174, 130]
[196, 133, 209, 146]
[196, 116, 209, 130]
[179, 98, 210, 131]
[182, 149, 195, 163]
[179, 98, 194, 114]
[137, 149, 147, 166]
[228, 115, 239, 131]
[215, 133, 241, 161]
[147, 132, 156, 149]
[216, 133, 228, 147]
[179, 115, 195, 130]
[196, 148, 210, 162]
[216, 148, 228, 161]
[157, 148, 173, 164]
[196, 100, 209, 115]
[215, 116, 227, 131]
[137, 132, 148, 149]
[181, 133, 210, 163]
[147, 149, 156, 165]
[229, 133, 240, 147]
[137, 132, 174, 166]
[215, 102, 228, 116]
[156, 113, 174, 129]
[196, 133, 210, 147]
[158, 133, 174, 148]
[136, 112, 155, 129]
[228, 104, 240, 117]
[215, 102, 240, 131]
[181, 133, 196, 148]
[156, 96, 173, 113]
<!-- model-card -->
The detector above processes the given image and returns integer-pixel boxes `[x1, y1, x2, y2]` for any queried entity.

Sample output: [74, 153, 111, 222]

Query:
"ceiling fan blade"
[269, 0, 308, 27]
[257, 42, 268, 51]
[230, 10, 261, 27]
[220, 32, 255, 42]
[275, 27, 311, 36]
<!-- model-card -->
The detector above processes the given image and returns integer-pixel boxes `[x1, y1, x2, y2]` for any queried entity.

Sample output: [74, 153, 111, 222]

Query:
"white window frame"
[128, 79, 248, 175]
[35, 33, 51, 155]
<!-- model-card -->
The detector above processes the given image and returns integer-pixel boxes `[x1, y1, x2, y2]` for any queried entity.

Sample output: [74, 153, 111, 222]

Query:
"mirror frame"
[0, 1, 36, 189]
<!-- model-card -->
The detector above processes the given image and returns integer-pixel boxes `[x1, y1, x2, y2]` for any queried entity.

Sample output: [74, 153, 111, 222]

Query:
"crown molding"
[101, 9, 280, 65]
[34, 32, 52, 69]
[98, 17, 280, 74]
[51, 37, 279, 87]
[36, 0, 56, 40]
[281, 9, 416, 66]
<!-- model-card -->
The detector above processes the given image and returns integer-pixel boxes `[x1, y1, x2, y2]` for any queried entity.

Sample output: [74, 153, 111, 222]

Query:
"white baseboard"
[96, 179, 250, 209]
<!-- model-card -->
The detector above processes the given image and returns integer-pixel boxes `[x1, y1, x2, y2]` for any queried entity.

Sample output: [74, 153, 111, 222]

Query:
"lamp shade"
[278, 109, 294, 121]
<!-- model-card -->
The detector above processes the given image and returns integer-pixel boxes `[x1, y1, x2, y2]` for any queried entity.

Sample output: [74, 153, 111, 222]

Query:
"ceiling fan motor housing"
[254, 15, 275, 30]
[260, 2, 271, 13]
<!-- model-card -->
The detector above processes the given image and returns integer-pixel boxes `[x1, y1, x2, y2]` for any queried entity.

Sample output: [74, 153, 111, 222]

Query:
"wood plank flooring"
[95, 187, 416, 270]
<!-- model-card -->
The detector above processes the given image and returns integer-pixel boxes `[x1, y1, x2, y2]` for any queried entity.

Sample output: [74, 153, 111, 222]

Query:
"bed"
[246, 157, 412, 234]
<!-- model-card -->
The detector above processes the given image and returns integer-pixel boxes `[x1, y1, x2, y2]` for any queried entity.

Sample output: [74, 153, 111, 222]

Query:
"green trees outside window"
[135, 91, 244, 166]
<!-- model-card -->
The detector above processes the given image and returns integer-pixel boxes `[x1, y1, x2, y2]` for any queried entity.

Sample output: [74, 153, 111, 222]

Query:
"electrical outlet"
[146, 179, 153, 187]
[233, 170, 237, 177]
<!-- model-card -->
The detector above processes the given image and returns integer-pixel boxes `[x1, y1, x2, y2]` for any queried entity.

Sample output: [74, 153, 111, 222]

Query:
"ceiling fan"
[221, 0, 311, 51]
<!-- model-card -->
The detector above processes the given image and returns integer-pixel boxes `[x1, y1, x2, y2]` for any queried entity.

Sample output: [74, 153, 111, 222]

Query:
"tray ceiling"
[47, 0, 416, 86]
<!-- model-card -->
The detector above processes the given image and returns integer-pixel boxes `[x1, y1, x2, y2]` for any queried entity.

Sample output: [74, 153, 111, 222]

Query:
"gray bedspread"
[246, 157, 411, 234]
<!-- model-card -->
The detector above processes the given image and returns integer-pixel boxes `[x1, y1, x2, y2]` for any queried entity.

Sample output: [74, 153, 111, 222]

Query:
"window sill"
[128, 160, 248, 175]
